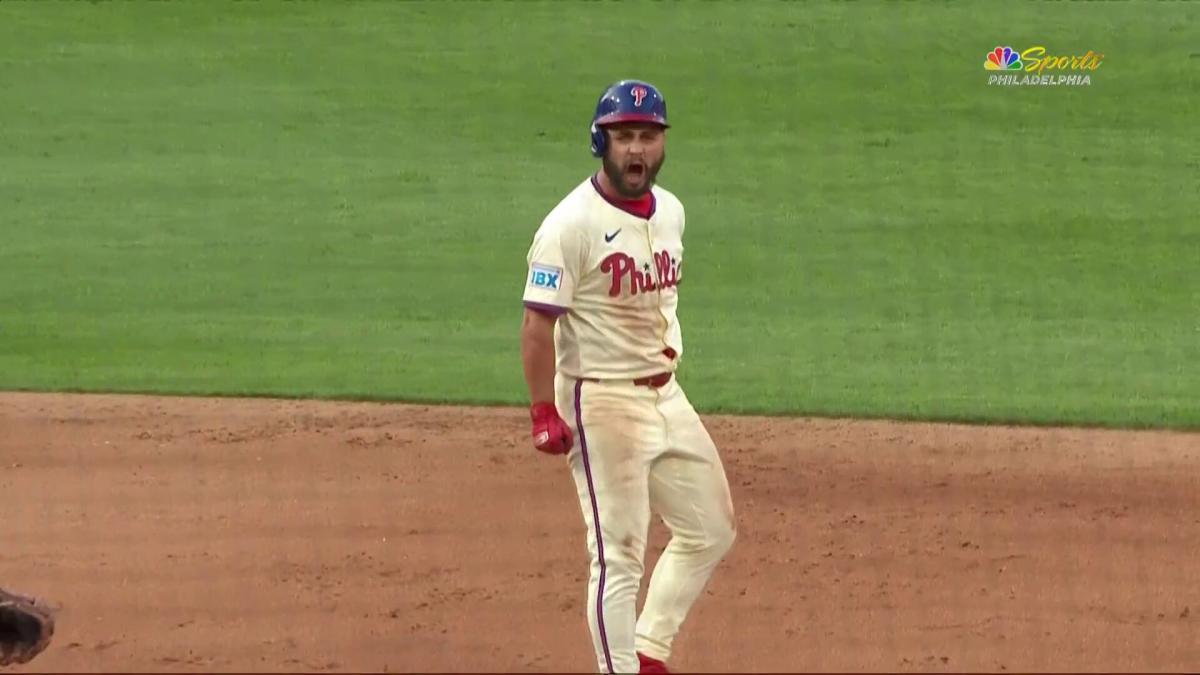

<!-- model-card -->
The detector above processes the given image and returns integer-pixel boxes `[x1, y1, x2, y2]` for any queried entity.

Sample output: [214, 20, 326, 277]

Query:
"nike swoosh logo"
[604, 229, 621, 243]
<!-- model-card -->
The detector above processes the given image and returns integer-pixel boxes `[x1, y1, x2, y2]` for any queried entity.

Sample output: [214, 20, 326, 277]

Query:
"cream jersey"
[523, 175, 685, 380]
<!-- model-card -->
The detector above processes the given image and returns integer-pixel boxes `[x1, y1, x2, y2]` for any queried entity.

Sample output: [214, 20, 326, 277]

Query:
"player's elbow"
[521, 307, 557, 338]
[520, 308, 556, 356]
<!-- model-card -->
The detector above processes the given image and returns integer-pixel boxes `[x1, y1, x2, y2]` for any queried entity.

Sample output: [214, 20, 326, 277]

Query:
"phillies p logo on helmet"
[589, 80, 669, 157]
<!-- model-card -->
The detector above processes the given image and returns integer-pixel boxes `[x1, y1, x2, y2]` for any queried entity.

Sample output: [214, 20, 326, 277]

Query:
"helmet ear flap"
[590, 123, 606, 158]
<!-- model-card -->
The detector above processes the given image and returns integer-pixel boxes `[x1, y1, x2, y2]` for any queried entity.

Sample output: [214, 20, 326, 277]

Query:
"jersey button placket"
[642, 216, 673, 442]
[643, 219, 671, 357]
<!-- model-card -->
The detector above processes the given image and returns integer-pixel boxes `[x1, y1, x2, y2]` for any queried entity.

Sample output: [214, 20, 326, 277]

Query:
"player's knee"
[711, 518, 736, 556]
[595, 543, 645, 578]
[592, 551, 644, 601]
[678, 520, 735, 559]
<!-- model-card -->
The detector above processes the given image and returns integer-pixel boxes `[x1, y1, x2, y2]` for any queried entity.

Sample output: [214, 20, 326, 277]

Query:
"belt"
[634, 371, 673, 388]
[578, 349, 676, 388]
[580, 371, 673, 389]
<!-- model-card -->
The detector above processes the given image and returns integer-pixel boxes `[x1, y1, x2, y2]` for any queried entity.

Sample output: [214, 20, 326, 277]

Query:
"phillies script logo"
[600, 251, 682, 296]
[631, 85, 648, 106]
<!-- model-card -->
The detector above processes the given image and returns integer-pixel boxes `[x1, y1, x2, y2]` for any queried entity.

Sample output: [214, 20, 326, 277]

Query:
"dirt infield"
[1, 392, 1197, 672]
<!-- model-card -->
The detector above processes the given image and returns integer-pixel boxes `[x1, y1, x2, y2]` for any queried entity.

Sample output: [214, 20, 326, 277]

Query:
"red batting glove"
[530, 402, 573, 455]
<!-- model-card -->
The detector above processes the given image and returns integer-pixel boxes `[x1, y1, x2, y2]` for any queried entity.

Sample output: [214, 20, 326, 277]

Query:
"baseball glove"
[0, 588, 55, 667]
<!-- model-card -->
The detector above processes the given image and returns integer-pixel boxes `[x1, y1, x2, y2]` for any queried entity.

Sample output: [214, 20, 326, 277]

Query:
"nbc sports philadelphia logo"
[985, 45, 1103, 87]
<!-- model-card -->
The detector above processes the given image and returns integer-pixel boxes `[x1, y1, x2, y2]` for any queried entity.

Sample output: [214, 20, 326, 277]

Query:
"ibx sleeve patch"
[528, 263, 564, 290]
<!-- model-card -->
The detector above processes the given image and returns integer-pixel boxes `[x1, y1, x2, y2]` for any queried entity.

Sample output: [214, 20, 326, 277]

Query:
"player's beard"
[602, 152, 665, 199]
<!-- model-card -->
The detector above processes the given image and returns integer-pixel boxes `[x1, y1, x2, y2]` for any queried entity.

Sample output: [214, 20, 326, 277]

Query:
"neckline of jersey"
[590, 173, 657, 220]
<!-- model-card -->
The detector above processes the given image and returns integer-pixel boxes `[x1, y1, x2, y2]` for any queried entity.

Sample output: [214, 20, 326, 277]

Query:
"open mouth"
[627, 161, 646, 179]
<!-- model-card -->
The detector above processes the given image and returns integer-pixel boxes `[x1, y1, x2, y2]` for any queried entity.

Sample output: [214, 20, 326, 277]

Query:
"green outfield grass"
[1, 3, 1197, 428]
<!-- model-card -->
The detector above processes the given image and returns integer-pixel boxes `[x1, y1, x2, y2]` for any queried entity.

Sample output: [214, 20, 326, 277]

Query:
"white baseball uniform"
[523, 175, 737, 674]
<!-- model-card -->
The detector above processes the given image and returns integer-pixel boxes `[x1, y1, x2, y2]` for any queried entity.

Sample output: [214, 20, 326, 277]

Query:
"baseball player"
[520, 80, 737, 674]
[0, 587, 55, 667]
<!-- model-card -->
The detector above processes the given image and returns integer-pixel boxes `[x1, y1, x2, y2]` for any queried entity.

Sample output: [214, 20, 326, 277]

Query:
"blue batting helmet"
[589, 80, 669, 158]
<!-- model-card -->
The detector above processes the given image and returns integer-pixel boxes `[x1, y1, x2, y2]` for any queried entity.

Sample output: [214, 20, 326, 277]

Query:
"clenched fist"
[530, 402, 573, 455]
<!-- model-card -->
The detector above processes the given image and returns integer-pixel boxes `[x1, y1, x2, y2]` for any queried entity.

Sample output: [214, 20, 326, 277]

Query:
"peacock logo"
[985, 46, 1022, 71]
